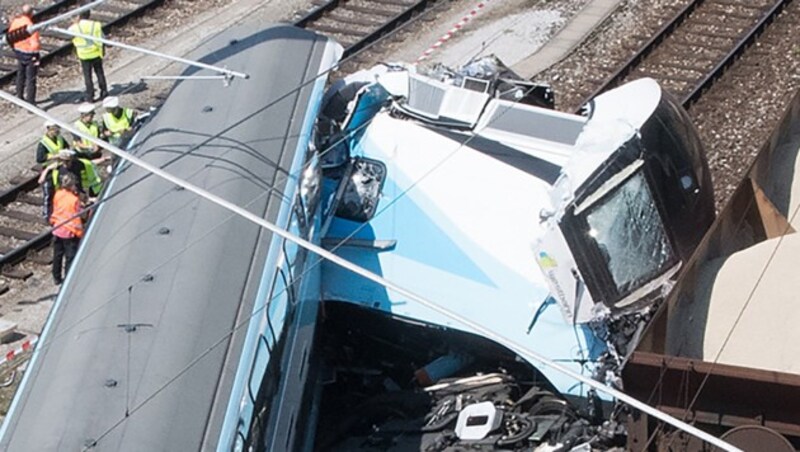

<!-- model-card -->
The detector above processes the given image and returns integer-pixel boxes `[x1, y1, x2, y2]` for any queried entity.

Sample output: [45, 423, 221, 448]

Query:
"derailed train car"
[313, 61, 716, 449]
[0, 25, 341, 451]
[0, 25, 721, 452]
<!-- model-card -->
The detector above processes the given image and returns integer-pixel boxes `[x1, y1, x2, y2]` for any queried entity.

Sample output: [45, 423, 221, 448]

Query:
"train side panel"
[0, 25, 339, 451]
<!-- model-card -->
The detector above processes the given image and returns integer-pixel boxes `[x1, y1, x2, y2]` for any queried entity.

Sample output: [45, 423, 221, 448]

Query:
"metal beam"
[625, 351, 800, 440]
[51, 27, 249, 80]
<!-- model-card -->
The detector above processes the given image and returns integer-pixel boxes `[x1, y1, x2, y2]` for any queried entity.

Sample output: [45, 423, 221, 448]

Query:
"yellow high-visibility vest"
[52, 159, 102, 197]
[40, 135, 66, 159]
[69, 19, 103, 60]
[74, 120, 100, 149]
[102, 108, 133, 136]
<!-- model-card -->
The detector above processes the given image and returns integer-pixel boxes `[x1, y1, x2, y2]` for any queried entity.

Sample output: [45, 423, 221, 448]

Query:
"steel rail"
[579, 0, 707, 107]
[340, 0, 431, 58]
[577, 0, 793, 110]
[681, 0, 793, 106]
[296, 0, 437, 58]
[51, 27, 249, 79]
[0, 174, 46, 269]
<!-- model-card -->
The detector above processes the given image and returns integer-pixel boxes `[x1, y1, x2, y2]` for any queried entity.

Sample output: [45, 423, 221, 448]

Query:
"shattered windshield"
[584, 171, 675, 297]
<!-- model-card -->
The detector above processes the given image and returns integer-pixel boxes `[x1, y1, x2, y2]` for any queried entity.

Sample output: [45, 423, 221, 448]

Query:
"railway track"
[0, 172, 49, 289]
[0, 0, 444, 284]
[0, 0, 166, 86]
[576, 0, 793, 109]
[297, 0, 438, 59]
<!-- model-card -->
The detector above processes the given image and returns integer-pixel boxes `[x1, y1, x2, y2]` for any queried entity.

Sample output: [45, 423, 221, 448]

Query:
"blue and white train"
[0, 24, 716, 452]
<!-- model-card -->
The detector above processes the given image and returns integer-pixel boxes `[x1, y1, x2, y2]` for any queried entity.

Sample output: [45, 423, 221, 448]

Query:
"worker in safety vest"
[50, 173, 85, 285]
[36, 121, 67, 164]
[39, 149, 102, 220]
[68, 10, 107, 102]
[101, 96, 137, 147]
[73, 103, 104, 159]
[7, 5, 41, 104]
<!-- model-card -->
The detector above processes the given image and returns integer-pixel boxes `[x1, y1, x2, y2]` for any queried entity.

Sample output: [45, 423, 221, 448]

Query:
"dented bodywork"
[314, 57, 714, 449]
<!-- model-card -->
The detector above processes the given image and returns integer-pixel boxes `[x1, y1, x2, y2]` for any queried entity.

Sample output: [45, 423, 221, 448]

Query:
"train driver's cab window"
[582, 171, 676, 302]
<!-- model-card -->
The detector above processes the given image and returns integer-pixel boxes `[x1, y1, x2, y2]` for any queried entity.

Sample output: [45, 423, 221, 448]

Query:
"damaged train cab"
[311, 58, 714, 450]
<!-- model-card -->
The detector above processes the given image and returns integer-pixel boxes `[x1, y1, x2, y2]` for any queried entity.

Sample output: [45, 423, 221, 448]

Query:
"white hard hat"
[102, 96, 120, 109]
[57, 149, 76, 160]
[78, 103, 95, 114]
[44, 121, 59, 130]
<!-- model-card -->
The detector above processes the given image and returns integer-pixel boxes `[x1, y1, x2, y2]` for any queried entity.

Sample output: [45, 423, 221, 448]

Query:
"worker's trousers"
[80, 57, 107, 102]
[52, 236, 80, 284]
[14, 50, 38, 104]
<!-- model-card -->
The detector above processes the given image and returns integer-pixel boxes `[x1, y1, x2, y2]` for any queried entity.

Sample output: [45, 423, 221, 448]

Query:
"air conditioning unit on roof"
[403, 73, 491, 127]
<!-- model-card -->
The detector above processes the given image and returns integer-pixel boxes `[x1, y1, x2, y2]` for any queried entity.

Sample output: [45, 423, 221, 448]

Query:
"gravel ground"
[690, 2, 800, 210]
[537, 0, 691, 112]
[378, 0, 591, 67]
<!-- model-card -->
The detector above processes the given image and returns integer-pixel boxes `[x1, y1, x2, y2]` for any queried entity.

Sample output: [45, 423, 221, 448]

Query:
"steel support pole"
[52, 27, 249, 80]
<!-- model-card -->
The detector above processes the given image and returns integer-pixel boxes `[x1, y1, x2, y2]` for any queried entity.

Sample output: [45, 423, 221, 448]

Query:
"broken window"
[584, 171, 675, 298]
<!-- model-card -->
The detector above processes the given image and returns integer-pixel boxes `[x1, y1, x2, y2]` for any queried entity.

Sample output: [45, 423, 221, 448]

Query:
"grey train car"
[0, 25, 341, 451]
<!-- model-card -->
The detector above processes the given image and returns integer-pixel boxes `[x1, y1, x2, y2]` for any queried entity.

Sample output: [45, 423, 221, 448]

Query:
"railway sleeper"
[689, 17, 751, 30]
[671, 37, 732, 52]
[710, 0, 773, 11]
[658, 44, 721, 59]
[95, 3, 138, 15]
[655, 61, 711, 74]
[340, 4, 398, 17]
[315, 18, 373, 34]
[709, 10, 769, 22]
[28, 252, 53, 265]
[0, 210, 44, 225]
[311, 24, 367, 38]
[680, 29, 737, 44]
[16, 193, 42, 206]
[701, 6, 764, 20]
[90, 10, 120, 23]
[368, 0, 418, 6]
[631, 70, 698, 85]
[327, 12, 385, 26]
[0, 226, 38, 241]
[683, 26, 746, 41]
[2, 267, 33, 281]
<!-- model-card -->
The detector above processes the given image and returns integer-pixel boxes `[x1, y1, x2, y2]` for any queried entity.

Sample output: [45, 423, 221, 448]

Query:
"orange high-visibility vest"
[9, 15, 41, 53]
[50, 189, 84, 238]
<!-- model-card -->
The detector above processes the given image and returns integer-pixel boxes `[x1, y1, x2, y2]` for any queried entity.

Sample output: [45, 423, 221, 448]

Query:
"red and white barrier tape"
[416, 0, 493, 63]
[0, 336, 38, 366]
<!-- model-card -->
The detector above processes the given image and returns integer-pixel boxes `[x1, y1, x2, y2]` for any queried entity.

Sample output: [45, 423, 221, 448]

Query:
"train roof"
[0, 25, 340, 451]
